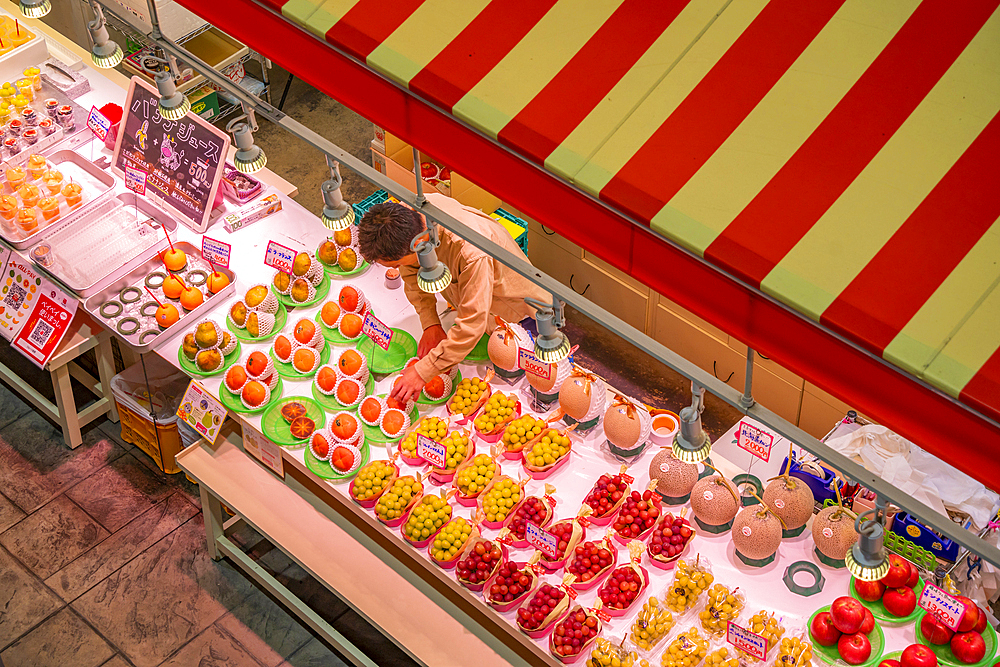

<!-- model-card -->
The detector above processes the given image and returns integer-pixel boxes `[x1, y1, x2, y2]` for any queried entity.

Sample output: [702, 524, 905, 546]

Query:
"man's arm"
[400, 262, 442, 331]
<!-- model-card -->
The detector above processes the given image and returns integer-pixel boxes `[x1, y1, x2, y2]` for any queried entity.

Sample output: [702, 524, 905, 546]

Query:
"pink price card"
[125, 166, 147, 196]
[264, 240, 295, 274]
[362, 311, 393, 351]
[525, 522, 558, 558]
[918, 582, 967, 631]
[87, 106, 111, 140]
[201, 237, 231, 269]
[737, 421, 774, 462]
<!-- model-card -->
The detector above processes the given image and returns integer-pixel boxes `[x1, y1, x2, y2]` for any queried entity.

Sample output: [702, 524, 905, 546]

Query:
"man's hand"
[418, 324, 448, 358]
[390, 366, 425, 404]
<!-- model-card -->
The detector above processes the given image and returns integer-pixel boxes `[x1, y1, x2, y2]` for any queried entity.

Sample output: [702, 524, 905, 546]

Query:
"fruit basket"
[549, 604, 605, 663]
[305, 434, 369, 481]
[427, 430, 475, 485]
[395, 415, 452, 465]
[539, 512, 589, 571]
[486, 558, 541, 613]
[314, 305, 376, 345]
[807, 606, 885, 667]
[399, 489, 453, 548]
[428, 516, 474, 569]
[517, 581, 572, 639]
[374, 474, 423, 528]
[455, 533, 507, 592]
[218, 377, 283, 414]
[612, 484, 663, 545]
[177, 340, 240, 377]
[453, 449, 501, 508]
[647, 511, 696, 569]
[501, 413, 548, 460]
[473, 392, 521, 443]
[565, 533, 617, 591]
[581, 467, 633, 526]
[272, 272, 329, 309]
[501, 493, 557, 548]
[476, 474, 526, 528]
[261, 397, 326, 448]
[269, 343, 330, 379]
[849, 575, 925, 624]
[913, 610, 997, 667]
[596, 546, 649, 617]
[447, 371, 493, 425]
[350, 458, 400, 508]
[228, 302, 288, 343]
[521, 425, 575, 479]
[312, 373, 375, 412]
[358, 327, 417, 374]
[418, 369, 461, 406]
[362, 395, 419, 445]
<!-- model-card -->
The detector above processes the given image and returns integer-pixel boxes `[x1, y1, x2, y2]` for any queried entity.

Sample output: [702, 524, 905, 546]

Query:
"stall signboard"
[87, 106, 111, 140]
[525, 522, 558, 558]
[264, 240, 295, 273]
[0, 251, 78, 366]
[125, 166, 146, 195]
[362, 312, 393, 351]
[517, 348, 550, 380]
[242, 420, 284, 478]
[727, 622, 768, 660]
[12, 289, 78, 368]
[737, 421, 774, 462]
[416, 434, 446, 468]
[202, 237, 231, 268]
[176, 380, 226, 445]
[112, 77, 230, 234]
[918, 582, 966, 630]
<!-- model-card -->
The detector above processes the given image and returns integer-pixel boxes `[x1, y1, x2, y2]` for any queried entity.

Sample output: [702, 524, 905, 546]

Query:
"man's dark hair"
[358, 202, 425, 263]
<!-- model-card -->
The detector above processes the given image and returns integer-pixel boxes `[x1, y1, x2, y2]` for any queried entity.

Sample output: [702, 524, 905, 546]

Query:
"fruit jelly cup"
[519, 606, 570, 639]
[522, 450, 572, 480]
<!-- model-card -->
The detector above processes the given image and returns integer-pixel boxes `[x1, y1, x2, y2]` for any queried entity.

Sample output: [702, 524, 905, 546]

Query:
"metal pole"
[412, 147, 426, 208]
[740, 348, 755, 409]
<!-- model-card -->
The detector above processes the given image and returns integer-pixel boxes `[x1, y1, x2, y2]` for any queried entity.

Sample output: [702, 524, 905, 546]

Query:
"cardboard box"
[188, 86, 220, 120]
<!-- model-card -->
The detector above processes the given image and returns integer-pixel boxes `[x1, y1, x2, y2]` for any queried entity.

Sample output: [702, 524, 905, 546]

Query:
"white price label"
[416, 434, 446, 468]
[918, 582, 966, 631]
[517, 348, 551, 379]
[727, 622, 768, 660]
[87, 105, 111, 140]
[526, 521, 558, 558]
[362, 311, 393, 351]
[737, 421, 774, 462]
[242, 420, 284, 478]
[264, 240, 295, 273]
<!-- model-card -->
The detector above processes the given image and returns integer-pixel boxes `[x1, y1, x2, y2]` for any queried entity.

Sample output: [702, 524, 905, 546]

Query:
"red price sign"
[13, 291, 78, 368]
[264, 240, 295, 273]
[87, 106, 111, 140]
[201, 237, 231, 269]
[918, 583, 967, 631]
[737, 421, 774, 462]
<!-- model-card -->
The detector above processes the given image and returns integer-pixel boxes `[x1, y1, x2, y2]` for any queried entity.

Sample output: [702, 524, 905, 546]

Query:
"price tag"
[264, 240, 295, 273]
[242, 420, 284, 478]
[125, 165, 147, 195]
[362, 311, 393, 351]
[201, 237, 231, 269]
[517, 348, 550, 379]
[727, 622, 768, 660]
[737, 421, 774, 462]
[12, 289, 77, 368]
[525, 521, 558, 558]
[176, 381, 227, 445]
[416, 434, 446, 467]
[87, 106, 111, 140]
[918, 582, 967, 631]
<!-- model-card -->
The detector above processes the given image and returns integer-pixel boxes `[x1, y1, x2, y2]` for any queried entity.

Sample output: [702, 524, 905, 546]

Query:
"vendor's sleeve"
[415, 257, 492, 381]
[400, 264, 442, 331]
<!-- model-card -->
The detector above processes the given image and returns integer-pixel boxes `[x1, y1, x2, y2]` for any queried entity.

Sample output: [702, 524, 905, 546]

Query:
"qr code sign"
[28, 319, 54, 348]
[4, 283, 27, 311]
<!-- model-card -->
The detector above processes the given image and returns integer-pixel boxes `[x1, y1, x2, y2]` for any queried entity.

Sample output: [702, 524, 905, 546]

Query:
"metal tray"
[84, 240, 237, 353]
[34, 192, 178, 298]
[0, 149, 117, 249]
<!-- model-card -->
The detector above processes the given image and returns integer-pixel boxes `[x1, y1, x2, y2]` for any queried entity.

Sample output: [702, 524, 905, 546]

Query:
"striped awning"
[176, 0, 1000, 488]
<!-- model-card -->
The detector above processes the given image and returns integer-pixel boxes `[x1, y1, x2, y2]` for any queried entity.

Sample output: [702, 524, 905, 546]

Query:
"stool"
[0, 311, 118, 448]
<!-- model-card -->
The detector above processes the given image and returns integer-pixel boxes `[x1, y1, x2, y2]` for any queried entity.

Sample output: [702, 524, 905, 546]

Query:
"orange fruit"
[424, 375, 445, 399]
[339, 349, 364, 376]
[273, 334, 292, 361]
[280, 401, 306, 423]
[339, 313, 363, 339]
[331, 446, 356, 472]
[360, 397, 382, 423]
[294, 319, 316, 345]
[339, 285, 360, 312]
[241, 380, 267, 407]
[246, 351, 269, 377]
[293, 347, 317, 373]
[320, 301, 341, 327]
[381, 408, 407, 436]
[311, 432, 331, 459]
[332, 413, 358, 440]
[316, 366, 337, 392]
[179, 286, 203, 311]
[289, 416, 315, 440]
[385, 395, 408, 411]
[336, 379, 360, 405]
[225, 365, 247, 391]
[405, 358, 418, 370]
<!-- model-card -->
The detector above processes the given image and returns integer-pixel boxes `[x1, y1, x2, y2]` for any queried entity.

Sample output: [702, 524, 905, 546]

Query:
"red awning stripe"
[820, 110, 1000, 353]
[324, 0, 426, 61]
[704, 0, 999, 287]
[496, 0, 690, 164]
[962, 346, 1000, 422]
[597, 0, 845, 224]
[407, 0, 555, 112]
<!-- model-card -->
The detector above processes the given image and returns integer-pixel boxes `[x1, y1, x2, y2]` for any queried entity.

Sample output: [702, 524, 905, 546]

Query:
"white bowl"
[649, 412, 680, 447]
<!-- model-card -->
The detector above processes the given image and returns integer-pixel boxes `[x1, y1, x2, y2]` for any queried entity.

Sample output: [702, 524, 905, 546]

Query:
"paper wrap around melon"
[526, 356, 572, 395]
[603, 394, 652, 450]
[559, 367, 607, 423]
[487, 318, 531, 371]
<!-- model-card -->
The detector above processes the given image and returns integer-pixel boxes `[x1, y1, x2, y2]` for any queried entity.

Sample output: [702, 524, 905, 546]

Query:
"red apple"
[860, 608, 876, 635]
[920, 614, 955, 645]
[884, 586, 917, 617]
[880, 661, 901, 667]
[974, 605, 987, 634]
[438, 167, 451, 181]
[901, 643, 938, 667]
[906, 562, 920, 588]
[881, 554, 911, 588]
[420, 162, 438, 179]
[832, 597, 867, 634]
[956, 597, 980, 633]
[839, 633, 873, 665]
[855, 579, 887, 602]
[811, 611, 843, 647]
[951, 631, 987, 664]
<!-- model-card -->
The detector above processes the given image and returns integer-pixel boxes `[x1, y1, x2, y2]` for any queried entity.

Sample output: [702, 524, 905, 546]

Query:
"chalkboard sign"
[112, 76, 229, 233]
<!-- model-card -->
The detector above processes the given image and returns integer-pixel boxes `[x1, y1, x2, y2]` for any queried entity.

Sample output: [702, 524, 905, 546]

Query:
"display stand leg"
[96, 331, 118, 423]
[51, 363, 83, 448]
[201, 485, 226, 562]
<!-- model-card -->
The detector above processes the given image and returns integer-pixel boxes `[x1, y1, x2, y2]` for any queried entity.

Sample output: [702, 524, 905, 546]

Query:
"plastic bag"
[628, 591, 675, 653]
[739, 610, 786, 663]
[698, 583, 745, 638]
[659, 626, 709, 667]
[665, 555, 714, 614]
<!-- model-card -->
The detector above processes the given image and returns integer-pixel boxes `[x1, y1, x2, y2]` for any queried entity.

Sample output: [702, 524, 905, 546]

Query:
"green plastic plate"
[272, 273, 330, 309]
[808, 606, 885, 667]
[260, 396, 327, 448]
[227, 303, 288, 343]
[317, 254, 371, 278]
[269, 344, 331, 379]
[218, 378, 284, 414]
[417, 369, 461, 405]
[362, 393, 419, 444]
[850, 577, 925, 624]
[177, 341, 240, 377]
[464, 332, 490, 363]
[358, 328, 417, 374]
[311, 373, 375, 412]
[914, 610, 997, 667]
[305, 438, 370, 481]
[315, 307, 376, 345]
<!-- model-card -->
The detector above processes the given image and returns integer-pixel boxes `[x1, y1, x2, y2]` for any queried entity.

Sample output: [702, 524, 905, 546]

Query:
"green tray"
[311, 373, 375, 412]
[272, 273, 330, 309]
[914, 610, 997, 667]
[227, 303, 288, 343]
[317, 254, 370, 278]
[177, 341, 241, 377]
[358, 328, 417, 374]
[362, 393, 419, 444]
[417, 369, 461, 405]
[464, 332, 490, 362]
[808, 606, 885, 667]
[305, 437, 370, 481]
[218, 377, 284, 414]
[269, 344, 331, 379]
[261, 396, 327, 448]
[315, 307, 376, 345]
[850, 577, 925, 624]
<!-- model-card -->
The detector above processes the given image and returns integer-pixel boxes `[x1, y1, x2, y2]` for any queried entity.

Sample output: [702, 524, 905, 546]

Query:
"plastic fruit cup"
[0, 194, 16, 221]
[23, 67, 41, 92]
[39, 196, 58, 222]
[11, 95, 27, 114]
[26, 155, 45, 179]
[9, 30, 30, 48]
[6, 166, 25, 191]
[62, 183, 82, 208]
[18, 184, 39, 208]
[15, 79, 33, 102]
[43, 170, 62, 194]
[16, 207, 37, 233]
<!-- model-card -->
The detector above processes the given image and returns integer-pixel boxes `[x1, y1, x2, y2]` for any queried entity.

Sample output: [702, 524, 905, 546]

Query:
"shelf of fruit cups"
[0, 74, 71, 159]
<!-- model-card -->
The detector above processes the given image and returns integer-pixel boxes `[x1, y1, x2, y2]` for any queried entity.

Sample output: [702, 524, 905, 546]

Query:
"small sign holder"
[176, 380, 227, 445]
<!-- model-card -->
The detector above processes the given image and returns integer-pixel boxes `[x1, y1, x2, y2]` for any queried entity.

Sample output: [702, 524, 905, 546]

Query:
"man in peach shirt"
[358, 192, 548, 402]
